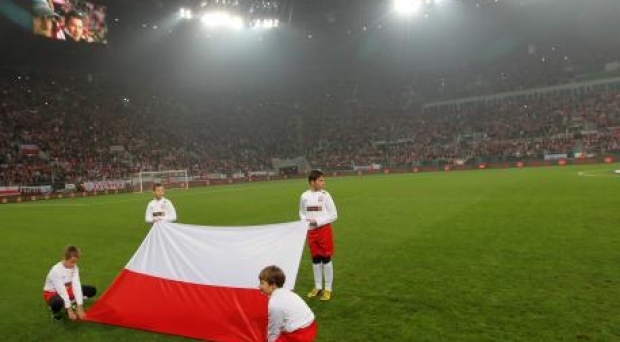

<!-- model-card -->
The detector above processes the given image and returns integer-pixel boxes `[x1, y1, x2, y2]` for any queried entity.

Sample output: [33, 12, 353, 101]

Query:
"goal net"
[133, 170, 189, 193]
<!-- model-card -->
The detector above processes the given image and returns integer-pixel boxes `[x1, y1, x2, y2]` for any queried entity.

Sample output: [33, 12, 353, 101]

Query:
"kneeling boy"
[259, 265, 317, 342]
[43, 245, 96, 320]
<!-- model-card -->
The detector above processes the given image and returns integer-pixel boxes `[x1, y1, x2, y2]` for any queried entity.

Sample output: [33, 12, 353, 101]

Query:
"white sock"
[313, 263, 323, 289]
[323, 261, 333, 291]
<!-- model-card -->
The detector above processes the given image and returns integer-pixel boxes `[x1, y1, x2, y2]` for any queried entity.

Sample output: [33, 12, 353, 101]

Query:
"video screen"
[32, 0, 107, 44]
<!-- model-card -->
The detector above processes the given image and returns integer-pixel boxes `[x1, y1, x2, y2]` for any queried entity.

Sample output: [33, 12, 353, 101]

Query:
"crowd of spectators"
[408, 42, 620, 101]
[0, 70, 300, 186]
[2, 65, 620, 186]
[307, 88, 620, 169]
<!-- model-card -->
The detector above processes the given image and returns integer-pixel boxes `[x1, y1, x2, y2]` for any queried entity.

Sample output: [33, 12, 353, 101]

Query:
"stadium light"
[179, 8, 192, 20]
[251, 18, 280, 30]
[230, 16, 244, 30]
[201, 12, 244, 30]
[393, 0, 422, 15]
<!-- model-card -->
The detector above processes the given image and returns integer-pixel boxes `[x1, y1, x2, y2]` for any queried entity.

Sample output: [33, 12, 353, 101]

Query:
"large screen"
[32, 0, 107, 44]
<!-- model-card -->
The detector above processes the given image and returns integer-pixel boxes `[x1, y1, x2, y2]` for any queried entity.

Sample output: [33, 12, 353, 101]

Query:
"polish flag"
[87, 221, 307, 342]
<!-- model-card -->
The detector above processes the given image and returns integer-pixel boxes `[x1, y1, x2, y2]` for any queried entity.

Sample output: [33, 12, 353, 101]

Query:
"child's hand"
[67, 308, 78, 321]
[76, 306, 87, 320]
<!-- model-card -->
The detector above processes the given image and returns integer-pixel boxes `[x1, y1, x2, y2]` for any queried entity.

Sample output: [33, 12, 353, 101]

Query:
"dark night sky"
[1, 0, 619, 90]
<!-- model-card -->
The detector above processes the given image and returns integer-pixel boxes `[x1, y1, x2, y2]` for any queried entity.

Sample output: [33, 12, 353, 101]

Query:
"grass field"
[2, 165, 620, 342]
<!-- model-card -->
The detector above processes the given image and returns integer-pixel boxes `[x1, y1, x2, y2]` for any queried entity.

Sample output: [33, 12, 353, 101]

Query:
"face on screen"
[66, 16, 84, 41]
[32, 15, 54, 38]
[31, 0, 107, 44]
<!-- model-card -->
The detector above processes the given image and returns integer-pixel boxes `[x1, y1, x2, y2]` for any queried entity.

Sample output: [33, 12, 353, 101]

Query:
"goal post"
[134, 170, 189, 193]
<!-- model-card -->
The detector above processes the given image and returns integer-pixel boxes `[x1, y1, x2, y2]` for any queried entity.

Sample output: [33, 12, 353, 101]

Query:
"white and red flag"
[87, 221, 307, 342]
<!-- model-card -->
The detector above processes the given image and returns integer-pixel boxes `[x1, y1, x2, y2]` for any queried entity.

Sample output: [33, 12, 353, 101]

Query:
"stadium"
[1, 0, 620, 341]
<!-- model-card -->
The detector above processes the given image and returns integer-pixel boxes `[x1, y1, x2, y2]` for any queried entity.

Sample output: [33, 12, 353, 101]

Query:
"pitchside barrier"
[0, 156, 617, 205]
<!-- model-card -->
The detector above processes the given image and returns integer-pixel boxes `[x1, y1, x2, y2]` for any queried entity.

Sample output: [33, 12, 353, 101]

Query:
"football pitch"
[2, 165, 620, 342]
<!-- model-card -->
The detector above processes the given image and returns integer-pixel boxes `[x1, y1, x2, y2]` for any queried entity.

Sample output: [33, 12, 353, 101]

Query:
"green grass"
[2, 165, 620, 341]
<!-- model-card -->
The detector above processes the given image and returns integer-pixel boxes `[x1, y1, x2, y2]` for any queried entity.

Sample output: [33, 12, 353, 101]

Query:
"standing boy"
[43, 245, 97, 320]
[259, 265, 317, 342]
[145, 183, 177, 224]
[299, 170, 337, 301]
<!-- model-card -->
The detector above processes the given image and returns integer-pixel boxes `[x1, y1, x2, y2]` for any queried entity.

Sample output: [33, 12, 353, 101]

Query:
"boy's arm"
[50, 268, 73, 309]
[267, 306, 284, 342]
[298, 195, 307, 221]
[316, 193, 338, 227]
[145, 202, 154, 223]
[71, 266, 84, 306]
[165, 201, 177, 222]
[72, 267, 87, 320]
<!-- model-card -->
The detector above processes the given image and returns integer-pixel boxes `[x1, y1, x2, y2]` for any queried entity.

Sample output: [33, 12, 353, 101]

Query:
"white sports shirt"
[145, 197, 177, 223]
[43, 262, 84, 308]
[299, 189, 338, 229]
[268, 288, 315, 342]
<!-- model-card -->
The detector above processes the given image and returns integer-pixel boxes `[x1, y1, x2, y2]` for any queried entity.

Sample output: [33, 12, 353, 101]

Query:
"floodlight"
[179, 8, 193, 19]
[201, 11, 245, 30]
[393, 0, 422, 15]
[230, 16, 244, 30]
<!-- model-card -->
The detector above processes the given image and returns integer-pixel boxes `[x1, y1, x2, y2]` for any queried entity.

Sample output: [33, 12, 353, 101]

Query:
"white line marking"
[76, 183, 281, 206]
[0, 203, 87, 209]
[577, 170, 619, 178]
[1, 180, 296, 209]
